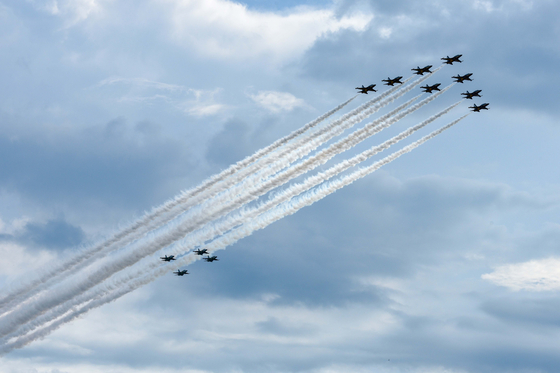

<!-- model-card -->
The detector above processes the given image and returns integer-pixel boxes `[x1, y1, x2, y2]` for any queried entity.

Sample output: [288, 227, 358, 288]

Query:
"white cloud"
[27, 0, 104, 26]
[165, 0, 373, 64]
[97, 77, 187, 93]
[95, 77, 225, 116]
[482, 257, 560, 291]
[378, 27, 393, 39]
[249, 91, 306, 113]
[0, 242, 54, 277]
[181, 88, 226, 116]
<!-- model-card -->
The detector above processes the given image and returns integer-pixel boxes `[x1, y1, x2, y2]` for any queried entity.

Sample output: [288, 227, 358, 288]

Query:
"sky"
[1, 0, 560, 372]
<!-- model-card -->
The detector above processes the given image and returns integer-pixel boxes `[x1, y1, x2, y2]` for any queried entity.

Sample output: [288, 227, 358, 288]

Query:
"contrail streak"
[0, 113, 469, 355]
[0, 95, 359, 315]
[0, 79, 452, 340]
[0, 72, 423, 315]
[0, 89, 416, 338]
[1, 66, 440, 318]
[1, 102, 463, 345]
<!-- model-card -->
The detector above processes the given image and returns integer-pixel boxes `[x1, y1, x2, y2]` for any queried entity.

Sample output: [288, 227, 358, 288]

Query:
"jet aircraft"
[452, 73, 473, 83]
[194, 248, 209, 255]
[411, 65, 432, 75]
[441, 55, 462, 65]
[461, 90, 482, 99]
[173, 269, 189, 276]
[355, 84, 376, 94]
[420, 83, 441, 93]
[203, 255, 219, 262]
[160, 255, 176, 262]
[469, 103, 489, 112]
[382, 76, 403, 86]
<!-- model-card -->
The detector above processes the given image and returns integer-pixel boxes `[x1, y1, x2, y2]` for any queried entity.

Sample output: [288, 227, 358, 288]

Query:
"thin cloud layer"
[249, 91, 307, 113]
[483, 257, 560, 291]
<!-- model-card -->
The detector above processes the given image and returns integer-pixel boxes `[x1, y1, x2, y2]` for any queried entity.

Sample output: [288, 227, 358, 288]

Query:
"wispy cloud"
[95, 78, 226, 116]
[482, 257, 560, 291]
[96, 77, 188, 93]
[249, 91, 307, 113]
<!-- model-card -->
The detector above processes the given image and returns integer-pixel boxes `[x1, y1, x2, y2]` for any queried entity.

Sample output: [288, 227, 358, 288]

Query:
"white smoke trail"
[0, 80, 450, 339]
[0, 73, 422, 315]
[0, 91, 414, 338]
[1, 102, 463, 345]
[0, 96, 359, 314]
[0, 113, 469, 355]
[1, 67, 440, 317]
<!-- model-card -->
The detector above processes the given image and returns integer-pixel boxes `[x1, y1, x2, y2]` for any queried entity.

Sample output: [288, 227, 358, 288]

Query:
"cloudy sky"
[1, 0, 560, 372]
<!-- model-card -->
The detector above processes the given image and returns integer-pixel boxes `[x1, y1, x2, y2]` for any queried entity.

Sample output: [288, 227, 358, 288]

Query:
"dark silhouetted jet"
[194, 248, 209, 255]
[452, 73, 473, 83]
[420, 83, 441, 93]
[461, 90, 482, 99]
[411, 65, 432, 75]
[382, 76, 403, 86]
[160, 255, 176, 262]
[355, 84, 376, 94]
[174, 269, 189, 276]
[441, 54, 462, 65]
[469, 103, 489, 112]
[203, 255, 219, 262]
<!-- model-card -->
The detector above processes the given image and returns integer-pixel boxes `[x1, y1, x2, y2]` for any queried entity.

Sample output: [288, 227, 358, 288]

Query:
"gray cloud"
[20, 218, 85, 250]
[304, 0, 560, 114]
[2, 0, 560, 372]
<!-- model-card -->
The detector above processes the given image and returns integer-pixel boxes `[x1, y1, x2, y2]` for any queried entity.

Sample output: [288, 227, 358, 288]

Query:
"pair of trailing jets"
[354, 76, 405, 94]
[160, 248, 219, 277]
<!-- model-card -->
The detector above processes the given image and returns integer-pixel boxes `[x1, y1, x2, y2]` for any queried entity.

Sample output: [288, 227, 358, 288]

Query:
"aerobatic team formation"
[356, 55, 489, 112]
[0, 54, 487, 354]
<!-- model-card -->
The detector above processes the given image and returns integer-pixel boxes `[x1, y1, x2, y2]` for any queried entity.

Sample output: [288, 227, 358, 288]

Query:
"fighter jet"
[420, 83, 441, 93]
[203, 255, 219, 262]
[382, 76, 403, 86]
[461, 90, 482, 99]
[355, 84, 377, 94]
[194, 248, 209, 255]
[160, 255, 176, 262]
[173, 269, 189, 276]
[469, 103, 489, 112]
[452, 73, 473, 83]
[441, 54, 462, 65]
[411, 65, 432, 75]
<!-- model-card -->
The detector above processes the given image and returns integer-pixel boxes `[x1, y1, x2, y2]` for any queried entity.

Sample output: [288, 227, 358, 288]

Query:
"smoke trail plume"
[0, 78, 454, 341]
[1, 105, 464, 346]
[0, 113, 469, 355]
[0, 96, 359, 315]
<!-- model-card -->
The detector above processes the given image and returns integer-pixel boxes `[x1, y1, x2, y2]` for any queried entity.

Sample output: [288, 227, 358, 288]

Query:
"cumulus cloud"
[249, 91, 306, 113]
[482, 257, 560, 291]
[0, 242, 54, 277]
[166, 0, 373, 63]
